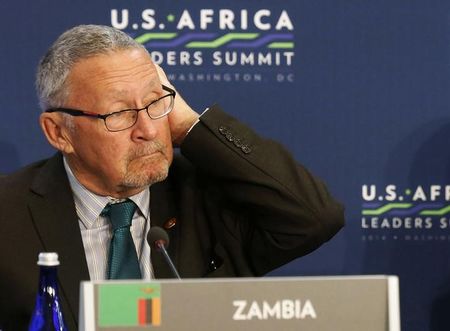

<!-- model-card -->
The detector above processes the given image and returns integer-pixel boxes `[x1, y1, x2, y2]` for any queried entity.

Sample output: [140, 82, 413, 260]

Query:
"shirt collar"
[63, 157, 150, 229]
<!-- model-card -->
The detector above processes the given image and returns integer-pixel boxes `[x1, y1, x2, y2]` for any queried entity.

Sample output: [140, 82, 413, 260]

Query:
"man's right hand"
[155, 64, 200, 146]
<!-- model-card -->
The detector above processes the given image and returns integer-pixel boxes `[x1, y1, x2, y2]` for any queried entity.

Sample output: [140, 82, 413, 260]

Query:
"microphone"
[147, 226, 181, 279]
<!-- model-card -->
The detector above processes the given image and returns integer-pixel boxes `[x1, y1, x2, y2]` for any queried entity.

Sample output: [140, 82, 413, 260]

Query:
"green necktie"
[103, 199, 142, 279]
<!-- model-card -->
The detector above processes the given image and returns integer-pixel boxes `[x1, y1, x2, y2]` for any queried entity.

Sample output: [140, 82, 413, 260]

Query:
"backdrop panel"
[1, 1, 450, 330]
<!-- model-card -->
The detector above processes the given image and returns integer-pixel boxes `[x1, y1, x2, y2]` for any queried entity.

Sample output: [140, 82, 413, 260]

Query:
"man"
[0, 25, 344, 329]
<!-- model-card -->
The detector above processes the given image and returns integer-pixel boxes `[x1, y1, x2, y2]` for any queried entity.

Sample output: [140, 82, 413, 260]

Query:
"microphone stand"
[155, 240, 181, 279]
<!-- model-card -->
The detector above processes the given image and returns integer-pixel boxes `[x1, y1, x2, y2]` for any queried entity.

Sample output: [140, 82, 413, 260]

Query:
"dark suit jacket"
[0, 106, 344, 330]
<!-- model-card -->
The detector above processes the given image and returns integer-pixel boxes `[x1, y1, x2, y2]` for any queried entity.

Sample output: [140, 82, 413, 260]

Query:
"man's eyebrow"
[143, 81, 164, 99]
[103, 83, 162, 108]
[147, 79, 161, 92]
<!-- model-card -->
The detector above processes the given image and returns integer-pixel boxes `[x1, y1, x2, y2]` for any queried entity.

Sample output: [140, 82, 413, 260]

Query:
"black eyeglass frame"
[45, 84, 176, 132]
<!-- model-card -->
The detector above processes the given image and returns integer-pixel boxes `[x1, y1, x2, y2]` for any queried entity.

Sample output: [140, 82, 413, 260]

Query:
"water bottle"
[28, 252, 68, 331]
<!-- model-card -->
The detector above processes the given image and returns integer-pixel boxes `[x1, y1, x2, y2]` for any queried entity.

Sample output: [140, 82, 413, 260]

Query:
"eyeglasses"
[45, 85, 176, 132]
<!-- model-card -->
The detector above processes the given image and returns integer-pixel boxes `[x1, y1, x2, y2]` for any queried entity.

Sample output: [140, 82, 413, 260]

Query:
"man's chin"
[121, 160, 169, 188]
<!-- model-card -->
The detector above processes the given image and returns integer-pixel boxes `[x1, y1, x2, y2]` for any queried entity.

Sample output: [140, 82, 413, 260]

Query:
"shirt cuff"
[186, 107, 210, 135]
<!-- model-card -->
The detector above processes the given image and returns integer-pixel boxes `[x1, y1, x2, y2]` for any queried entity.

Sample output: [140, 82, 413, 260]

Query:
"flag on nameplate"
[98, 283, 161, 327]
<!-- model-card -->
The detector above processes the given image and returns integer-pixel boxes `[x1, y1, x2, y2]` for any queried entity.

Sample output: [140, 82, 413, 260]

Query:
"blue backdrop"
[1, 1, 450, 330]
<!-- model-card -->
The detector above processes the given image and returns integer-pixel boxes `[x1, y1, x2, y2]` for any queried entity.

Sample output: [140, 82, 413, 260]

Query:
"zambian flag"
[138, 297, 161, 326]
[98, 283, 161, 327]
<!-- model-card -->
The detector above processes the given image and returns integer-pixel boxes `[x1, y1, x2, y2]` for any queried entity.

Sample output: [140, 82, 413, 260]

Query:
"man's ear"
[39, 113, 74, 154]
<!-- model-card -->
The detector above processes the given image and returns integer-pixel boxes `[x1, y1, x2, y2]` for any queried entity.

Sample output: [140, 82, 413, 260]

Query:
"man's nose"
[131, 108, 158, 141]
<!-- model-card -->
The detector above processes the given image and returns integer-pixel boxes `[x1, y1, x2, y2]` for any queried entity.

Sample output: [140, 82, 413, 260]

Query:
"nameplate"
[79, 275, 400, 331]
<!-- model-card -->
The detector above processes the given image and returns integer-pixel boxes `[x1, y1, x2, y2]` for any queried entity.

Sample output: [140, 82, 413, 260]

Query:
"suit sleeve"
[180, 104, 345, 275]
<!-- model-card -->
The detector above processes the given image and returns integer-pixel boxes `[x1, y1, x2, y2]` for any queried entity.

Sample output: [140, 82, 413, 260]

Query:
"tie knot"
[103, 199, 137, 230]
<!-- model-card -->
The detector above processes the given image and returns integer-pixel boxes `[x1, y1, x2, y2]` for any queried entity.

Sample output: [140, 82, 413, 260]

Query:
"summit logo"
[111, 9, 293, 31]
[110, 8, 295, 83]
[361, 184, 450, 242]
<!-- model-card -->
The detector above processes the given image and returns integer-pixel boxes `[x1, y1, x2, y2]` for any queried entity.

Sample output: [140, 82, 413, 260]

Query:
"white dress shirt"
[63, 158, 153, 280]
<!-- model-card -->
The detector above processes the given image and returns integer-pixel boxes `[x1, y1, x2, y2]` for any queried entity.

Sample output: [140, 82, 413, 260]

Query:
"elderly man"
[0, 25, 344, 329]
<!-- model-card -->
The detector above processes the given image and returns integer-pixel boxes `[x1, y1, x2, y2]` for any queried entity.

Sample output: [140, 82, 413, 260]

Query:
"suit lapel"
[150, 175, 179, 279]
[28, 153, 89, 326]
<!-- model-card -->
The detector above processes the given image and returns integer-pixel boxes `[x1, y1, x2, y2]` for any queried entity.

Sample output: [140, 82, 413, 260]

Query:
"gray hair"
[36, 24, 146, 110]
